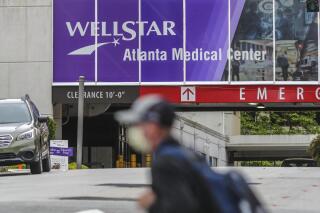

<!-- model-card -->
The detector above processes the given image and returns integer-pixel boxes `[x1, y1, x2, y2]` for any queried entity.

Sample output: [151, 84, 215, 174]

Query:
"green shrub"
[308, 135, 320, 165]
[68, 162, 89, 170]
[47, 117, 57, 140]
[240, 161, 277, 167]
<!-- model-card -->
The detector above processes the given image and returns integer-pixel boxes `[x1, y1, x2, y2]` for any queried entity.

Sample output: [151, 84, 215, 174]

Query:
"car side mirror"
[38, 116, 48, 123]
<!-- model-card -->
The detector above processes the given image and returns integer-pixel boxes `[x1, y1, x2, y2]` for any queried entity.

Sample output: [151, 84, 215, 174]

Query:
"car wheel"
[42, 154, 51, 172]
[30, 152, 43, 174]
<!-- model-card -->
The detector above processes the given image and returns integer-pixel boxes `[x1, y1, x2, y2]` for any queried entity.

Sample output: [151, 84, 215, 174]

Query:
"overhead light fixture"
[248, 103, 258, 106]
[256, 103, 266, 109]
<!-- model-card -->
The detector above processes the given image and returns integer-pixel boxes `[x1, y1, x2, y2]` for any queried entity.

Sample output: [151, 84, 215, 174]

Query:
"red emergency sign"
[140, 85, 320, 103]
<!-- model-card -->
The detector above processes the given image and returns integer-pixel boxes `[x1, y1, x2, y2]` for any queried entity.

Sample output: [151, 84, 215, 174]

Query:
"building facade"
[0, 0, 239, 167]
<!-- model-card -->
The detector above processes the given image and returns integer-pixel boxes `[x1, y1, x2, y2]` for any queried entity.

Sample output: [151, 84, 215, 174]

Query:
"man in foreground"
[115, 95, 266, 213]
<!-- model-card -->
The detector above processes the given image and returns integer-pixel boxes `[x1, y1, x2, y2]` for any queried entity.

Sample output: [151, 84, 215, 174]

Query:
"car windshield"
[283, 160, 316, 167]
[0, 103, 31, 124]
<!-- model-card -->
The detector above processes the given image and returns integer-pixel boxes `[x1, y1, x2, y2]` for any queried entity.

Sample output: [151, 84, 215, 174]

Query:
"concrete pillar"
[53, 104, 63, 140]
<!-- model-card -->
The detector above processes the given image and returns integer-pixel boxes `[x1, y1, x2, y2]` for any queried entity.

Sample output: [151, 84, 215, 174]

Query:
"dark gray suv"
[0, 95, 51, 174]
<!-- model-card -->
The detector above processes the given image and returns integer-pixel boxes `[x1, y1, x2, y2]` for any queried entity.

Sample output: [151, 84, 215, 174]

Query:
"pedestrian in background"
[277, 52, 290, 81]
[232, 60, 241, 81]
[115, 95, 266, 213]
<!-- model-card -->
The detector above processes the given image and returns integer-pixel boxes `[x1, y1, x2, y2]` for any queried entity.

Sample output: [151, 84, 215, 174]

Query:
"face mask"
[127, 126, 152, 154]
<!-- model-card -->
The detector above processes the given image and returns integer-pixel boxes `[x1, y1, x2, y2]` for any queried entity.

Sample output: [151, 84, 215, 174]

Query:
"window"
[209, 157, 218, 167]
[30, 101, 40, 120]
[230, 0, 274, 82]
[275, 0, 318, 81]
[0, 103, 32, 124]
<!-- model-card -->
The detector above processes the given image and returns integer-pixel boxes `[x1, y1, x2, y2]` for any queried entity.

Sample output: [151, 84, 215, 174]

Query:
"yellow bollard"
[146, 154, 152, 167]
[130, 154, 137, 168]
[118, 155, 124, 168]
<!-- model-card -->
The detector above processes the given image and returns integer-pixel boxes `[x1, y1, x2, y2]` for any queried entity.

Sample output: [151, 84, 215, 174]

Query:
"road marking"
[76, 210, 104, 213]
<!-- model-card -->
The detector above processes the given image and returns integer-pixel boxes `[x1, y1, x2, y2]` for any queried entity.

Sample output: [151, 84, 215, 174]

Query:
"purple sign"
[50, 147, 74, 157]
[98, 0, 139, 82]
[54, 0, 95, 82]
[141, 0, 183, 82]
[53, 0, 244, 84]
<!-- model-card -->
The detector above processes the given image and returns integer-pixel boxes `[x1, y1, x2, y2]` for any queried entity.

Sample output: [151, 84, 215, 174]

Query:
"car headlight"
[17, 130, 34, 141]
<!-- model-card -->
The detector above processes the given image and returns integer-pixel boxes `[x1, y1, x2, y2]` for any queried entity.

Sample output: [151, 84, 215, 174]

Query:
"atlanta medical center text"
[66, 20, 267, 62]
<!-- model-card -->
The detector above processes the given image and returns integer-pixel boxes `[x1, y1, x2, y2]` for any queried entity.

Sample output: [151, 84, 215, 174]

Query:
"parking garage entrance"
[52, 85, 320, 168]
[52, 86, 153, 168]
[60, 108, 150, 168]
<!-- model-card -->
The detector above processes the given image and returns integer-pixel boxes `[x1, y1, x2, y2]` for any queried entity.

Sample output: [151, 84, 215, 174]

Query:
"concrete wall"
[176, 111, 241, 136]
[224, 112, 241, 136]
[227, 135, 315, 162]
[229, 135, 315, 147]
[0, 0, 52, 115]
[172, 114, 229, 166]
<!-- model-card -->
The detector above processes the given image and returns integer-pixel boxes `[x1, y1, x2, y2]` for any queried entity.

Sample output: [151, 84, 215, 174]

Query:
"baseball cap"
[115, 95, 175, 127]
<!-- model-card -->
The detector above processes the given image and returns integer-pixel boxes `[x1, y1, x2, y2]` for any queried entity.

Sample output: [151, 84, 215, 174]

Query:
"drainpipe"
[76, 76, 85, 169]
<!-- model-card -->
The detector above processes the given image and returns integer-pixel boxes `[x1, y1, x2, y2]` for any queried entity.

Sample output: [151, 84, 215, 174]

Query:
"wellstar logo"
[66, 20, 176, 55]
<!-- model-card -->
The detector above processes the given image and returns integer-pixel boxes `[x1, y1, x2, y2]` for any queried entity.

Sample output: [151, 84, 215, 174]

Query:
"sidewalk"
[0, 168, 319, 213]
